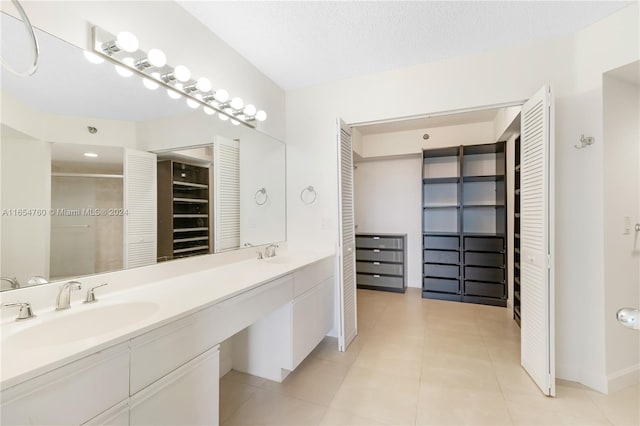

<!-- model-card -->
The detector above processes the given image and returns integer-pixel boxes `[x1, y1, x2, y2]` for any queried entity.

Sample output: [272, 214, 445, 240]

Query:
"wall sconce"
[88, 26, 267, 129]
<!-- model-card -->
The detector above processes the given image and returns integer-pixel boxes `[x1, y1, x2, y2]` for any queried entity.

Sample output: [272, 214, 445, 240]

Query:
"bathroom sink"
[5, 302, 160, 348]
[264, 256, 292, 264]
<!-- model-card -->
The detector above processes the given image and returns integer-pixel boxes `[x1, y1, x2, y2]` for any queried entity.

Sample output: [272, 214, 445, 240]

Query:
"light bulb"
[147, 48, 167, 68]
[214, 89, 229, 103]
[187, 98, 200, 109]
[243, 104, 257, 117]
[196, 77, 212, 92]
[116, 31, 139, 53]
[167, 84, 182, 99]
[219, 113, 229, 121]
[83, 51, 104, 64]
[230, 97, 244, 110]
[174, 65, 191, 82]
[143, 72, 160, 90]
[231, 119, 240, 126]
[255, 110, 267, 122]
[204, 106, 215, 116]
[115, 57, 134, 77]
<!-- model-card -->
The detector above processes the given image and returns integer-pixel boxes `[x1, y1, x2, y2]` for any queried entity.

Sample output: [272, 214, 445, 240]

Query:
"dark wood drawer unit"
[424, 250, 459, 264]
[355, 233, 406, 293]
[424, 235, 459, 250]
[356, 236, 404, 249]
[465, 266, 504, 283]
[357, 273, 404, 289]
[424, 277, 460, 294]
[356, 249, 403, 263]
[464, 236, 504, 252]
[464, 281, 505, 298]
[464, 252, 504, 267]
[425, 263, 459, 279]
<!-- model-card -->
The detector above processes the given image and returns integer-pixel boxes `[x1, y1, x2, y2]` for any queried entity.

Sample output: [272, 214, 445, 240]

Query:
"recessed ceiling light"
[84, 152, 99, 158]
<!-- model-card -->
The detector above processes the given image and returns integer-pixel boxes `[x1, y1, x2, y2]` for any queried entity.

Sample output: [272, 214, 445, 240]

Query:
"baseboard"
[607, 364, 640, 393]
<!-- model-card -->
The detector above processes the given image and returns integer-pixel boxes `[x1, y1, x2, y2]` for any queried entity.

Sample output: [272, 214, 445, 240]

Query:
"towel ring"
[254, 187, 268, 205]
[300, 186, 317, 204]
[1, 0, 40, 77]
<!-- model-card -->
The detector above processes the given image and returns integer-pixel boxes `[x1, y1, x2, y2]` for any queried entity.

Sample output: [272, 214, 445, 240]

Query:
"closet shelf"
[423, 204, 460, 209]
[463, 203, 505, 208]
[462, 175, 505, 182]
[423, 177, 460, 184]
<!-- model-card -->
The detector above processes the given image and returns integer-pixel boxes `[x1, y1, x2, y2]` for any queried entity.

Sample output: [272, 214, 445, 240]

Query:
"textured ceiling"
[178, 1, 632, 90]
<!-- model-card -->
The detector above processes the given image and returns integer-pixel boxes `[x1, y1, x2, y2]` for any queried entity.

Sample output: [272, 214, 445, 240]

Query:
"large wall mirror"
[0, 13, 286, 291]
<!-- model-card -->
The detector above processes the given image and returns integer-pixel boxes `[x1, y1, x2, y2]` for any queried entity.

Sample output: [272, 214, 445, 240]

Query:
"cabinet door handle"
[373, 262, 380, 265]
[373, 236, 380, 240]
[373, 249, 380, 253]
[373, 274, 380, 278]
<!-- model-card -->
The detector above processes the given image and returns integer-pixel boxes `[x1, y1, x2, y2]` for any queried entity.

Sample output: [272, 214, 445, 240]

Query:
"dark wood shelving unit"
[422, 142, 507, 307]
[157, 160, 211, 262]
[513, 135, 522, 326]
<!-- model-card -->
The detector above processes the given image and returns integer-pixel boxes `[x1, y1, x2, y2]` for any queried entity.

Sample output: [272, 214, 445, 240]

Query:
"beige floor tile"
[219, 380, 260, 424]
[308, 336, 364, 366]
[494, 365, 545, 395]
[423, 334, 493, 361]
[222, 369, 268, 387]
[506, 401, 613, 425]
[319, 408, 388, 425]
[223, 388, 327, 425]
[416, 382, 512, 425]
[330, 366, 420, 425]
[353, 339, 423, 379]
[260, 358, 350, 406]
[586, 384, 640, 426]
[421, 353, 502, 392]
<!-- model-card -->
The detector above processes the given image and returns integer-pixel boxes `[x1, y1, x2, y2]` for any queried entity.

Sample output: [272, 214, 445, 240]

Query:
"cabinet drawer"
[424, 235, 459, 250]
[356, 249, 403, 263]
[464, 252, 504, 267]
[464, 280, 505, 298]
[423, 277, 460, 294]
[1, 344, 129, 426]
[357, 273, 404, 289]
[356, 236, 403, 249]
[464, 237, 504, 252]
[424, 250, 459, 264]
[130, 305, 218, 395]
[424, 263, 459, 279]
[356, 261, 403, 276]
[464, 266, 504, 283]
[130, 346, 219, 426]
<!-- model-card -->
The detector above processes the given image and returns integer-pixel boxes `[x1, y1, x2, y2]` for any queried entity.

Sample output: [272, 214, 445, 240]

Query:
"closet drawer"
[424, 263, 459, 279]
[424, 235, 459, 250]
[356, 261, 403, 276]
[464, 237, 504, 252]
[423, 277, 460, 294]
[424, 250, 459, 264]
[464, 266, 504, 283]
[356, 249, 403, 263]
[356, 236, 403, 249]
[464, 252, 504, 267]
[357, 273, 403, 289]
[464, 280, 505, 298]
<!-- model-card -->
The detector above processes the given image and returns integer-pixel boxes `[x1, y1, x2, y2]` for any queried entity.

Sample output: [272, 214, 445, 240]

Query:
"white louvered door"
[214, 137, 240, 252]
[337, 119, 357, 351]
[124, 149, 157, 268]
[520, 85, 555, 396]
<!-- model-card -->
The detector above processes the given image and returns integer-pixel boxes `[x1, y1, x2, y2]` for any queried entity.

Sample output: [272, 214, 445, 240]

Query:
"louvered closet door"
[214, 137, 240, 251]
[520, 85, 555, 396]
[124, 149, 157, 268]
[337, 119, 357, 351]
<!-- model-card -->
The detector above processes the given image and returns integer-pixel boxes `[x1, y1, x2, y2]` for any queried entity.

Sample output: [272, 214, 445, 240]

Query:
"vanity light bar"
[90, 26, 267, 128]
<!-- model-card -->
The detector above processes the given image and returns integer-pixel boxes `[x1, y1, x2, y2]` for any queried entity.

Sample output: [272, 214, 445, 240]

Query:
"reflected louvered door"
[214, 137, 240, 251]
[520, 85, 555, 396]
[337, 120, 357, 351]
[124, 149, 157, 268]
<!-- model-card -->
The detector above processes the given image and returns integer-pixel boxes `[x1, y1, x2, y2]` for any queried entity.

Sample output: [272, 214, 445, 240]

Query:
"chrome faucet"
[1, 277, 20, 289]
[2, 302, 35, 320]
[265, 244, 279, 258]
[56, 281, 82, 310]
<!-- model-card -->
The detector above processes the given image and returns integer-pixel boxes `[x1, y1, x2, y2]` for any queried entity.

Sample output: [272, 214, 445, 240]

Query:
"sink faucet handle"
[84, 283, 109, 304]
[2, 302, 36, 320]
[257, 250, 264, 260]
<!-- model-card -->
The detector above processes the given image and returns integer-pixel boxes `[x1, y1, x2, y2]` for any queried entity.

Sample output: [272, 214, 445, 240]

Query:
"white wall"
[603, 66, 640, 392]
[286, 4, 639, 392]
[354, 157, 422, 288]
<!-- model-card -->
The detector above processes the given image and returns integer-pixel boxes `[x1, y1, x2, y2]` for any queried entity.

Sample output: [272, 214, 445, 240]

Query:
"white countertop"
[0, 249, 334, 390]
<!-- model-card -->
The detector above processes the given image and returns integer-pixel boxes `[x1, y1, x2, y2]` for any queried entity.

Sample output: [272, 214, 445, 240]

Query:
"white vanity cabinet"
[1, 344, 130, 426]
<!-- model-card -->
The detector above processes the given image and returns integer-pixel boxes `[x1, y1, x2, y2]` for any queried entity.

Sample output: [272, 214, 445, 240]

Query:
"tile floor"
[220, 288, 640, 425]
